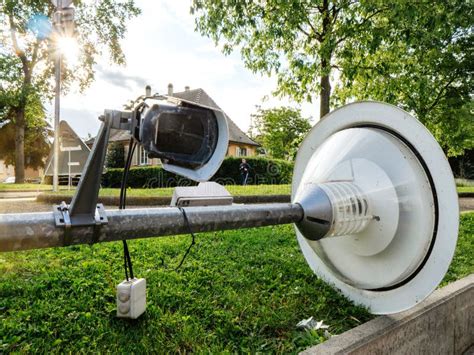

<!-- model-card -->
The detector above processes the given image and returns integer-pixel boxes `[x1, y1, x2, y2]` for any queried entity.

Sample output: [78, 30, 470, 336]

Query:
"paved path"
[460, 197, 474, 212]
[0, 191, 41, 199]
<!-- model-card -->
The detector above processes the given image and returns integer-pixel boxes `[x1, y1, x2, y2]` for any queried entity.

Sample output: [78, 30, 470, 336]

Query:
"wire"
[119, 137, 137, 280]
[174, 207, 196, 270]
[117, 111, 197, 275]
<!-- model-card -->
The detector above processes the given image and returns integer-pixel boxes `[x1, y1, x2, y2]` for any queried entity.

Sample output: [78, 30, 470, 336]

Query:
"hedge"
[449, 149, 474, 179]
[101, 156, 294, 188]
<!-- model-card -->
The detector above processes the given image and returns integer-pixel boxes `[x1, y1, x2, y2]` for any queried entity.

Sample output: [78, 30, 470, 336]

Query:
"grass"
[40, 184, 292, 197]
[456, 178, 474, 187]
[456, 179, 474, 194]
[0, 183, 52, 191]
[439, 212, 474, 287]
[457, 186, 474, 193]
[0, 213, 473, 353]
[1, 183, 291, 196]
[3, 182, 472, 195]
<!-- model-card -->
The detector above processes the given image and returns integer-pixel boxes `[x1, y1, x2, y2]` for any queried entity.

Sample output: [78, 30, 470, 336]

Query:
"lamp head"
[133, 97, 228, 181]
[292, 101, 458, 314]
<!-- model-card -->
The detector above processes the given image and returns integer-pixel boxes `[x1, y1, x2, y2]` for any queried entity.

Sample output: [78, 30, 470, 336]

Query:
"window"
[236, 147, 248, 157]
[139, 146, 149, 165]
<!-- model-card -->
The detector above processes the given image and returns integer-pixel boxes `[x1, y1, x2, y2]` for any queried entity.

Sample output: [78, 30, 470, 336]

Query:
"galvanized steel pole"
[52, 13, 62, 192]
[0, 203, 303, 253]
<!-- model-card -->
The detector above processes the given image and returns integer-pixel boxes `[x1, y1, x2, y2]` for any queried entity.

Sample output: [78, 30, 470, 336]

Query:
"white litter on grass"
[296, 316, 329, 330]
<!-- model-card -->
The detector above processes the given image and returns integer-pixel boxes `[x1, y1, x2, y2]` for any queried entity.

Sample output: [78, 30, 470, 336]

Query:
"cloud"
[96, 65, 148, 91]
[61, 107, 101, 139]
[47, 0, 321, 141]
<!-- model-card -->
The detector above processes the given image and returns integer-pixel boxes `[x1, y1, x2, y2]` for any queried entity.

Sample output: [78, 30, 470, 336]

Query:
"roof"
[171, 88, 259, 147]
[85, 129, 131, 146]
[44, 121, 91, 176]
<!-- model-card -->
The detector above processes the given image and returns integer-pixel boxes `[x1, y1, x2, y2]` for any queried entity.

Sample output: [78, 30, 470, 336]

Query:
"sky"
[51, 0, 318, 139]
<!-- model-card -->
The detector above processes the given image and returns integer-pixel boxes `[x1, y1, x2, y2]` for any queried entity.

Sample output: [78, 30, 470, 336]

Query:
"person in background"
[239, 158, 250, 185]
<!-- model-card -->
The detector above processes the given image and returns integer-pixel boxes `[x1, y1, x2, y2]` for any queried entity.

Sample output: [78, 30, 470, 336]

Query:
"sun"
[56, 36, 79, 66]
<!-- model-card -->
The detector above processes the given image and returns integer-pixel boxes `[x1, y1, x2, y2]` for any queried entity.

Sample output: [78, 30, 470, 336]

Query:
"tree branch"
[296, 24, 311, 38]
[8, 15, 31, 81]
[9, 17, 26, 63]
[426, 76, 457, 113]
[30, 40, 41, 69]
[335, 7, 389, 46]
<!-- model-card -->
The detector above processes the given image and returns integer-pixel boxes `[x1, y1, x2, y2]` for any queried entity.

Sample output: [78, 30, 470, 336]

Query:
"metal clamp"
[54, 202, 108, 228]
[53, 202, 108, 246]
[53, 201, 72, 228]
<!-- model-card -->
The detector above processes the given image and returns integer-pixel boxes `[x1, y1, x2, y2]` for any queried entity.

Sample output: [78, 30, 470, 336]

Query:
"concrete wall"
[302, 274, 474, 355]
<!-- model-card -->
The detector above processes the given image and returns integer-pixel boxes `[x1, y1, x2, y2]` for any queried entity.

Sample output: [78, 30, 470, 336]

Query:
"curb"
[301, 274, 474, 354]
[0, 191, 41, 199]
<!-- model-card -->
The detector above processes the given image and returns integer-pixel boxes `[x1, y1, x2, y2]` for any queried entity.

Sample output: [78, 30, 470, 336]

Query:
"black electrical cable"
[119, 137, 137, 280]
[118, 96, 198, 274]
[174, 207, 196, 270]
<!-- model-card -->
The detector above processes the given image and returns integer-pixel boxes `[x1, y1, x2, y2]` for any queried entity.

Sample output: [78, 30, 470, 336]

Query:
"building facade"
[0, 160, 43, 183]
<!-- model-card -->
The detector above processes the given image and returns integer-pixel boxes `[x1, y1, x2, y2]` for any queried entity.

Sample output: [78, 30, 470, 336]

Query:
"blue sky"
[52, 0, 318, 139]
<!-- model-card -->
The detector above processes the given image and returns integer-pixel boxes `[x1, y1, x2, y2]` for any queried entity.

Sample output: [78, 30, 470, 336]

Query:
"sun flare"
[57, 36, 79, 66]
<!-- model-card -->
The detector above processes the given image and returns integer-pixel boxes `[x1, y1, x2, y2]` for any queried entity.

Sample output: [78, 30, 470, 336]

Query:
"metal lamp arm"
[54, 110, 132, 228]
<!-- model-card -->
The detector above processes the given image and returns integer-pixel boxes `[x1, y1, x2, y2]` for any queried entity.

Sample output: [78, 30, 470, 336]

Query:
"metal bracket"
[100, 109, 132, 130]
[53, 201, 72, 228]
[66, 109, 132, 227]
[54, 202, 108, 246]
[52, 109, 131, 232]
[53, 202, 108, 228]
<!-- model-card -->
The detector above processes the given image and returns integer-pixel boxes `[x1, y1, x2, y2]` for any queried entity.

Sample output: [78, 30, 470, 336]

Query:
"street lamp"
[51, 0, 75, 192]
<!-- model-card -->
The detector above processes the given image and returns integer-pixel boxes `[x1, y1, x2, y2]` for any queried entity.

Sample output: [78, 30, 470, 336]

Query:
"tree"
[335, 1, 473, 156]
[192, 1, 473, 156]
[0, 54, 50, 173]
[250, 106, 311, 160]
[106, 142, 125, 169]
[0, 120, 51, 173]
[191, 0, 389, 118]
[0, 0, 140, 183]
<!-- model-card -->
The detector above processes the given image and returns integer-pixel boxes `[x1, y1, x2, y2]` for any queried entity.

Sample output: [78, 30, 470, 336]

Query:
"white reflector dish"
[292, 101, 459, 314]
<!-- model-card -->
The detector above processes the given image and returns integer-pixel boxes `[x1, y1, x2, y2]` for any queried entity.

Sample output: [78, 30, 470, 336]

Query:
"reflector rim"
[292, 101, 459, 314]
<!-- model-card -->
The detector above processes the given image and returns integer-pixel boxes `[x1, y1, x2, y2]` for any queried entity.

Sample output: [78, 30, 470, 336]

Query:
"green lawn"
[0, 183, 52, 191]
[2, 182, 472, 195]
[439, 212, 474, 287]
[457, 186, 474, 194]
[456, 179, 474, 194]
[37, 184, 292, 197]
[0, 213, 472, 353]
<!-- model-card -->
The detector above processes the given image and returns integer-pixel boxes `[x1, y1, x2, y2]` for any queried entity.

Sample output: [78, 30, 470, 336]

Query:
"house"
[87, 85, 260, 167]
[0, 119, 46, 183]
[44, 121, 91, 183]
[170, 86, 260, 158]
[0, 160, 43, 183]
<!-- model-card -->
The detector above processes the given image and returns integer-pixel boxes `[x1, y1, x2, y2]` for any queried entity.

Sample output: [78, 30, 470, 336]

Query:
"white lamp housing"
[292, 101, 459, 314]
[139, 97, 229, 182]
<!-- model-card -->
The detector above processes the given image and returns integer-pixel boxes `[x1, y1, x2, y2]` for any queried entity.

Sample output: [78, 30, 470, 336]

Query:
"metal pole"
[0, 203, 303, 253]
[53, 32, 61, 192]
[68, 150, 71, 190]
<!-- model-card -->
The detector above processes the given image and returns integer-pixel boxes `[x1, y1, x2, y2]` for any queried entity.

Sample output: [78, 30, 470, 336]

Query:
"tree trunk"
[9, 15, 31, 184]
[14, 108, 25, 184]
[319, 0, 331, 119]
[320, 71, 331, 118]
